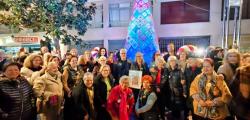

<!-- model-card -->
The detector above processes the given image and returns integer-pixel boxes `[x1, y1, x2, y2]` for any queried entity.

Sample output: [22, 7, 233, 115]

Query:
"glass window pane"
[109, 2, 131, 27]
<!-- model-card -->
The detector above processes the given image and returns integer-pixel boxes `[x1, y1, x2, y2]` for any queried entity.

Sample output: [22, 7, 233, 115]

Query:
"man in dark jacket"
[113, 48, 131, 84]
[163, 43, 176, 62]
[72, 72, 99, 120]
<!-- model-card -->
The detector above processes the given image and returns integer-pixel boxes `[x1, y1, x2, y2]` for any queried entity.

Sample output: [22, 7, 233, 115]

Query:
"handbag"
[49, 95, 59, 106]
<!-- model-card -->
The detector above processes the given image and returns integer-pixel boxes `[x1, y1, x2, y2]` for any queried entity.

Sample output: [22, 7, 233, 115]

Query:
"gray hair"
[47, 62, 57, 68]
[119, 75, 130, 84]
[135, 52, 144, 63]
[168, 56, 177, 62]
[120, 48, 127, 54]
[83, 72, 94, 81]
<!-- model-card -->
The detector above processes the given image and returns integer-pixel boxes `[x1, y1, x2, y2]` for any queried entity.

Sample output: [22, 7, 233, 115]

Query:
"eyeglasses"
[103, 69, 109, 72]
[33, 59, 42, 62]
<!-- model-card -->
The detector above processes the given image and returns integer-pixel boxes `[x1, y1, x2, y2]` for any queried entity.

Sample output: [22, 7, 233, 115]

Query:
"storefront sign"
[14, 36, 39, 43]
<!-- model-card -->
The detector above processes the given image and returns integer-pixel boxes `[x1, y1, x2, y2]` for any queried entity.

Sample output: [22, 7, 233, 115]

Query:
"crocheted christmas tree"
[125, 0, 159, 65]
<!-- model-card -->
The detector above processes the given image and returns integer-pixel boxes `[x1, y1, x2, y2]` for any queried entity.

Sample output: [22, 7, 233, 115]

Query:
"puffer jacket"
[0, 75, 35, 120]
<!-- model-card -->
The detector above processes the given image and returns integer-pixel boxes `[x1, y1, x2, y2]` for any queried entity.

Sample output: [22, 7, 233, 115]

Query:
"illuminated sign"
[14, 36, 39, 43]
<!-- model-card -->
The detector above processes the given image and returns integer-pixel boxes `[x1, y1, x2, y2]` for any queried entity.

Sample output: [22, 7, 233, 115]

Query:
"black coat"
[94, 74, 114, 120]
[79, 61, 95, 73]
[184, 66, 201, 96]
[0, 59, 9, 73]
[112, 60, 131, 84]
[184, 66, 201, 109]
[167, 67, 186, 111]
[72, 80, 99, 120]
[151, 68, 171, 113]
[131, 62, 150, 76]
[0, 75, 35, 120]
[151, 67, 170, 91]
[230, 65, 250, 119]
[94, 74, 115, 106]
[213, 57, 223, 72]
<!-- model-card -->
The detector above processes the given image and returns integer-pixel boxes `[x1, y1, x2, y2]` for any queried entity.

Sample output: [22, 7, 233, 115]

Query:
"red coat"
[107, 85, 134, 120]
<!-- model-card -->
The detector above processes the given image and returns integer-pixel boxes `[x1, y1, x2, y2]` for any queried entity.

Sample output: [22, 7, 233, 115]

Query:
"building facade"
[82, 0, 250, 52]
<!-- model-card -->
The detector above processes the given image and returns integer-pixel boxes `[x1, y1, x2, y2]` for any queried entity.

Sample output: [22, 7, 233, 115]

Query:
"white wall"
[81, 0, 250, 50]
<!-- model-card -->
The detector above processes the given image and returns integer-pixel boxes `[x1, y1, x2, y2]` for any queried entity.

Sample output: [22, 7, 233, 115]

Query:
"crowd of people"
[0, 44, 249, 120]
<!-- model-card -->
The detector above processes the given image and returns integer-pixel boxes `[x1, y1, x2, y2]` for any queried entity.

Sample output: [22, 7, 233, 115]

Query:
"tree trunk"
[59, 42, 69, 59]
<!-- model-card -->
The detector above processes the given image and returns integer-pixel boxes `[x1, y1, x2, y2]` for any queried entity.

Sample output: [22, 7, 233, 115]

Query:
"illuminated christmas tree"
[125, 0, 159, 65]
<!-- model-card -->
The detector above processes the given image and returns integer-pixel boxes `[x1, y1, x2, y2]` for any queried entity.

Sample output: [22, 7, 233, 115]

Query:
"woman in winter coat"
[0, 62, 35, 120]
[190, 58, 232, 119]
[33, 62, 64, 120]
[167, 56, 187, 120]
[62, 56, 84, 120]
[150, 56, 171, 119]
[20, 53, 45, 85]
[107, 75, 134, 120]
[94, 64, 115, 120]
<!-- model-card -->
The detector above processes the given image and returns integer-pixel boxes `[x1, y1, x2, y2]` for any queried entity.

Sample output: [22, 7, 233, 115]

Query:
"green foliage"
[0, 0, 96, 45]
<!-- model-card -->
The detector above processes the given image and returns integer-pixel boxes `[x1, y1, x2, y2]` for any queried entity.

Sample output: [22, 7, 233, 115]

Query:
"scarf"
[87, 87, 95, 111]
[156, 69, 161, 85]
[198, 72, 222, 118]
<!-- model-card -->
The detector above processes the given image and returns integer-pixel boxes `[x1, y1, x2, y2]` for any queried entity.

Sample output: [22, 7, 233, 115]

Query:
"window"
[89, 4, 103, 28]
[108, 40, 126, 52]
[221, 0, 250, 20]
[109, 2, 131, 27]
[161, 0, 210, 24]
[159, 36, 210, 52]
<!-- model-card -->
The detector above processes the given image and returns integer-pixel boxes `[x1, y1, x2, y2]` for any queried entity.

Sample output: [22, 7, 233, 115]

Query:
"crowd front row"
[0, 48, 250, 120]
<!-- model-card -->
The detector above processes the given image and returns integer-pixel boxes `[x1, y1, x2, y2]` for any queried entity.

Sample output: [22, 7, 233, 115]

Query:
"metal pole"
[225, 0, 230, 50]
[233, 7, 238, 49]
[237, 0, 243, 50]
[222, 0, 227, 49]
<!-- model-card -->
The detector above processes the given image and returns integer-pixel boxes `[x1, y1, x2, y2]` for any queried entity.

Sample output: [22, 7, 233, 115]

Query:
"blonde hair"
[224, 49, 241, 65]
[98, 56, 107, 64]
[99, 64, 110, 73]
[78, 55, 86, 65]
[23, 53, 43, 68]
[46, 62, 58, 71]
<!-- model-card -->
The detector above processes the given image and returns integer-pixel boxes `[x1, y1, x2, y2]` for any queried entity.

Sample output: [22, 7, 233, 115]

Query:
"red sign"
[14, 37, 39, 43]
